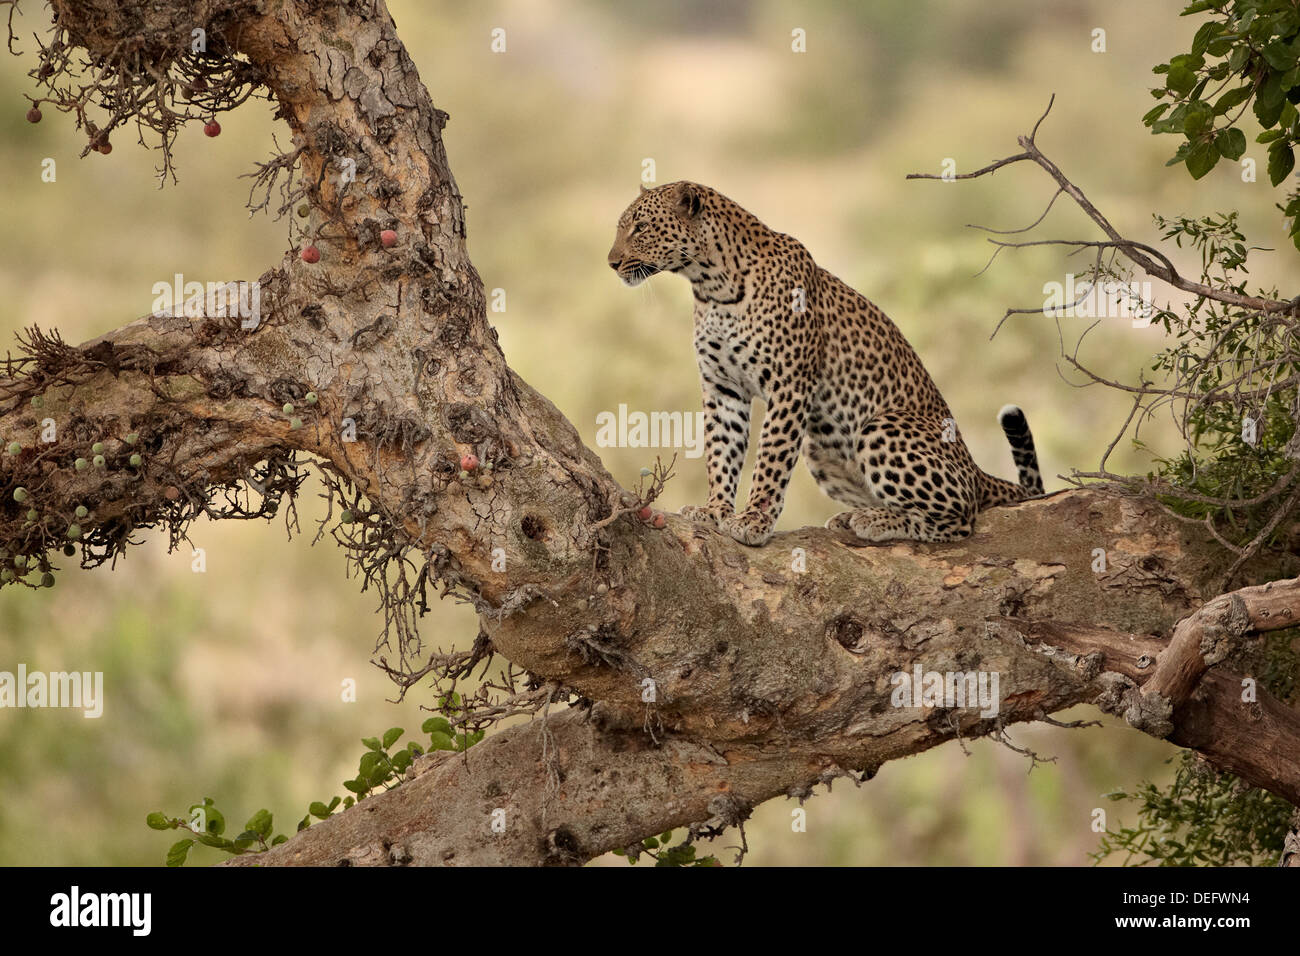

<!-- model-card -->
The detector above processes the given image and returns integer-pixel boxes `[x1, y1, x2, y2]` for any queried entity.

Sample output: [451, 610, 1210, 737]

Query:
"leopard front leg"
[679, 378, 751, 530]
[718, 378, 810, 546]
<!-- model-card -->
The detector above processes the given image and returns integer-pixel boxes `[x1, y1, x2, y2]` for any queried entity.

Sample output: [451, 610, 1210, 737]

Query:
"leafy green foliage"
[146, 714, 484, 865]
[1146, 1, 1300, 249]
[1136, 212, 1296, 545]
[611, 830, 720, 867]
[1119, 216, 1292, 527]
[1094, 752, 1292, 866]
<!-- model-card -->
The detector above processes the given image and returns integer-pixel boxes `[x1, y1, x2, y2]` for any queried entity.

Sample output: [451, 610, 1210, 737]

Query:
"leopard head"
[607, 181, 708, 286]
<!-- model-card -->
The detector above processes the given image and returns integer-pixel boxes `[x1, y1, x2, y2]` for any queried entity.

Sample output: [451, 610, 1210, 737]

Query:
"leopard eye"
[630, 220, 647, 236]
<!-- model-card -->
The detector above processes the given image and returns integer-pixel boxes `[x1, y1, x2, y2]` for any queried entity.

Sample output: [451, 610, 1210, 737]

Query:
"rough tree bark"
[2, 0, 1297, 866]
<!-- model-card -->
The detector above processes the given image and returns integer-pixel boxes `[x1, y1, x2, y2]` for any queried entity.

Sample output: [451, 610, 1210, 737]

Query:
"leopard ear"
[639, 183, 650, 194]
[673, 182, 702, 219]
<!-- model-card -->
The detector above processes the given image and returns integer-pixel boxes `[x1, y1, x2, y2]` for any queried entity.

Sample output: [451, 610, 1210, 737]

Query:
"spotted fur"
[607, 181, 1042, 546]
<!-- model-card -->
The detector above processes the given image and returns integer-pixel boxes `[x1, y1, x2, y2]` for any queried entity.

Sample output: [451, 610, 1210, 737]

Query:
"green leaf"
[1213, 85, 1253, 115]
[1190, 21, 1222, 58]
[271, 834, 289, 846]
[194, 805, 225, 836]
[422, 716, 452, 736]
[358, 751, 385, 777]
[382, 727, 404, 749]
[197, 832, 234, 850]
[166, 839, 194, 867]
[1255, 73, 1286, 127]
[1267, 139, 1295, 186]
[309, 801, 333, 820]
[1205, 37, 1234, 58]
[1262, 40, 1297, 72]
[1185, 140, 1221, 178]
[245, 808, 274, 839]
[1228, 44, 1250, 74]
[1183, 102, 1214, 136]
[1216, 127, 1247, 160]
[343, 778, 367, 794]
[428, 731, 455, 751]
[361, 736, 382, 752]
[1167, 63, 1199, 95]
[146, 812, 171, 831]
[1143, 102, 1172, 125]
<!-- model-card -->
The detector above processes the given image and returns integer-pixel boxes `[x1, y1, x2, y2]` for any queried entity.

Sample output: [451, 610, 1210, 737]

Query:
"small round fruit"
[191, 78, 208, 92]
[26, 107, 41, 124]
[125, 432, 138, 445]
[203, 120, 221, 137]
[74, 458, 88, 471]
[305, 392, 317, 405]
[297, 203, 310, 218]
[91, 442, 104, 455]
[460, 454, 479, 472]
[129, 453, 142, 467]
[41, 572, 54, 588]
[164, 486, 180, 501]
[75, 505, 88, 518]
[282, 403, 294, 415]
[458, 469, 469, 480]
[639, 466, 652, 477]
[31, 396, 42, 408]
[652, 513, 666, 529]
[12, 487, 27, 503]
[340, 509, 354, 524]
[301, 245, 320, 263]
[67, 524, 81, 540]
[379, 229, 398, 248]
[289, 417, 303, 430]
[13, 555, 26, 568]
[97, 140, 112, 154]
[93, 454, 105, 468]
[637, 506, 652, 521]
[26, 509, 37, 521]
[63, 544, 76, 557]
[6, 442, 19, 455]
[1, 569, 12, 583]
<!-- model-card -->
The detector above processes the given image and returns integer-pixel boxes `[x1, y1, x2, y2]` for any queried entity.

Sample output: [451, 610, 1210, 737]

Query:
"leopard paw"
[718, 509, 775, 547]
[825, 509, 906, 543]
[679, 503, 731, 528]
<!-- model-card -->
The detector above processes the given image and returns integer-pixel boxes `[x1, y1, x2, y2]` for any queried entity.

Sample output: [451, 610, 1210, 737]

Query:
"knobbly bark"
[2, 0, 1297, 866]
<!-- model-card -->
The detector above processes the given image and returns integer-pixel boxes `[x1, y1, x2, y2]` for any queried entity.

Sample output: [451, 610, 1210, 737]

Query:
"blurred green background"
[0, 0, 1291, 866]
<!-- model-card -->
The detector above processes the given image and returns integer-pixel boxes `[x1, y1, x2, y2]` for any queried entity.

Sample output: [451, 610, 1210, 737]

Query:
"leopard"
[607, 180, 1043, 547]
